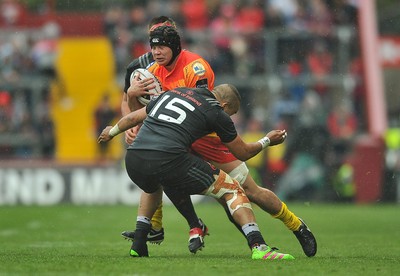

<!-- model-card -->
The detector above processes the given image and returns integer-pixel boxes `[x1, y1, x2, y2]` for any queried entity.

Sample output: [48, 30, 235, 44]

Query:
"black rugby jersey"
[128, 87, 237, 153]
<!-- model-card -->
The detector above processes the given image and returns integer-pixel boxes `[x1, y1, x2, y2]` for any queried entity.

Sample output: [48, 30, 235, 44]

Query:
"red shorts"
[191, 134, 237, 163]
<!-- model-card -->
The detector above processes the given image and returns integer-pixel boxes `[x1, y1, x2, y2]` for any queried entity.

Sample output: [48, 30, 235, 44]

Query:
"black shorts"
[125, 149, 220, 196]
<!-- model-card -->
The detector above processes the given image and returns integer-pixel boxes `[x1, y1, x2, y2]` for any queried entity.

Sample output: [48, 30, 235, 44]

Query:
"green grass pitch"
[0, 202, 399, 275]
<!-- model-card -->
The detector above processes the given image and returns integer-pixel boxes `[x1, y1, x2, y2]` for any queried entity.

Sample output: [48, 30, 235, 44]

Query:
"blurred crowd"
[104, 0, 358, 75]
[2, 0, 397, 202]
[0, 10, 58, 159]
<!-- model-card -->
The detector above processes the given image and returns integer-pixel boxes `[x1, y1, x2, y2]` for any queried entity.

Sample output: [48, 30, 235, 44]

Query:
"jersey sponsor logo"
[192, 62, 206, 76]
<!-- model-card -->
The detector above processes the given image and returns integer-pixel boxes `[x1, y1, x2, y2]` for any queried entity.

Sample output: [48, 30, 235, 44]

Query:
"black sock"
[165, 193, 200, 229]
[246, 231, 266, 249]
[131, 221, 151, 257]
[135, 221, 151, 240]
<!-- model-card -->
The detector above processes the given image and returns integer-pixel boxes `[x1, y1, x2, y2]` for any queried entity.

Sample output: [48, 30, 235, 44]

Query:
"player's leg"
[121, 191, 209, 251]
[164, 192, 209, 253]
[214, 159, 317, 257]
[151, 200, 163, 231]
[124, 153, 164, 257]
[124, 150, 210, 253]
[240, 170, 317, 257]
[146, 191, 164, 243]
[121, 188, 209, 252]
[129, 188, 163, 257]
[121, 189, 165, 244]
[124, 150, 166, 256]
[202, 170, 294, 260]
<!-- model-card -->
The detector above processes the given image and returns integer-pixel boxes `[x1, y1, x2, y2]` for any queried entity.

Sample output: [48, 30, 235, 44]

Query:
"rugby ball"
[130, 68, 162, 105]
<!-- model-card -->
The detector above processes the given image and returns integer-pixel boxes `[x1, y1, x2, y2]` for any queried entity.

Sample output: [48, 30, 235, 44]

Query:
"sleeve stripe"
[139, 53, 152, 68]
[206, 98, 220, 107]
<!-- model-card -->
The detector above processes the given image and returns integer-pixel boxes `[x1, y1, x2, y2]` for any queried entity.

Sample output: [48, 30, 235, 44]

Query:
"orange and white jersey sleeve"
[183, 58, 215, 90]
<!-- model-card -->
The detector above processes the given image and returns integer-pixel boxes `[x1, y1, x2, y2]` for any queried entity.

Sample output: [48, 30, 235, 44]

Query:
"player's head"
[149, 25, 181, 66]
[213, 84, 241, 116]
[148, 16, 177, 32]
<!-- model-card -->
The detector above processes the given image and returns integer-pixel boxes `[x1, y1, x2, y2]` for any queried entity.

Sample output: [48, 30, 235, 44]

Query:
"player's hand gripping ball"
[130, 68, 162, 105]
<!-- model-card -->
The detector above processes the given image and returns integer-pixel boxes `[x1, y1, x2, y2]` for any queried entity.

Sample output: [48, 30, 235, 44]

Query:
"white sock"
[241, 223, 260, 235]
[137, 216, 151, 225]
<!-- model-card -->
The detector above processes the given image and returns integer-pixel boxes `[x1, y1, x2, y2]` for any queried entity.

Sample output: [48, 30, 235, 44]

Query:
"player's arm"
[122, 57, 148, 113]
[97, 107, 147, 143]
[121, 93, 131, 116]
[123, 52, 154, 94]
[122, 52, 154, 144]
[214, 110, 287, 161]
[224, 130, 287, 161]
[122, 59, 142, 144]
[121, 91, 138, 144]
[127, 73, 157, 111]
[121, 92, 141, 145]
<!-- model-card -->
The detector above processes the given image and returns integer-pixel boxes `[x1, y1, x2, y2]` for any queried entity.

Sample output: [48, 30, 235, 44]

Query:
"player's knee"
[204, 171, 252, 215]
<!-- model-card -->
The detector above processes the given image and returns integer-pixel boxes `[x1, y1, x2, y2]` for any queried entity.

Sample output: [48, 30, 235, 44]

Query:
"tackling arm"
[225, 129, 287, 161]
[97, 107, 147, 143]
